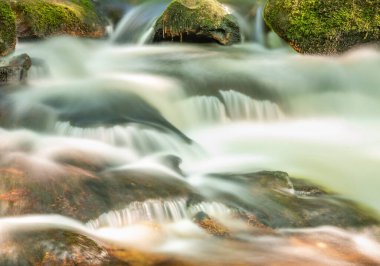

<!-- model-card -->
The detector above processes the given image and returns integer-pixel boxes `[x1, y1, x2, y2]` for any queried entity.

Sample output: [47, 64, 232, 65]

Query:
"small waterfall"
[182, 96, 229, 125]
[110, 1, 169, 44]
[183, 90, 284, 125]
[86, 199, 235, 229]
[86, 199, 188, 229]
[220, 90, 285, 121]
[253, 6, 266, 46]
[54, 122, 196, 156]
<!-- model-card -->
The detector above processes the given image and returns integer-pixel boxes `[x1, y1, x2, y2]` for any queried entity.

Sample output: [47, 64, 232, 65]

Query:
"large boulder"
[153, 0, 241, 45]
[0, 1, 16, 56]
[10, 0, 107, 39]
[264, 0, 380, 54]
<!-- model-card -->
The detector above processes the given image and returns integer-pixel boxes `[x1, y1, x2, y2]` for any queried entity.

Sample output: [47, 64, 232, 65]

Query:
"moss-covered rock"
[0, 1, 16, 56]
[264, 0, 380, 54]
[10, 0, 107, 39]
[153, 0, 241, 45]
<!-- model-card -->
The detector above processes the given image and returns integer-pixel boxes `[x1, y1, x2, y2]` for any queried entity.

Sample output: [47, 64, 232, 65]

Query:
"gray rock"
[0, 54, 32, 87]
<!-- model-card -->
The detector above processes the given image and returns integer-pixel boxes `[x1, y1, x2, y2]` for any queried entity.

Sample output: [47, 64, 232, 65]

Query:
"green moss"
[158, 0, 228, 35]
[11, 0, 105, 38]
[153, 0, 241, 45]
[0, 0, 16, 56]
[264, 0, 380, 54]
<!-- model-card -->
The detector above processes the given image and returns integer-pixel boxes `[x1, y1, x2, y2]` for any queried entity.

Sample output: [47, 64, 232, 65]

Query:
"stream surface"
[1, 1, 380, 265]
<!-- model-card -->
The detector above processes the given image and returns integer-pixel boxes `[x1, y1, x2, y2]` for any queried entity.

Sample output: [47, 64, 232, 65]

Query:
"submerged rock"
[264, 0, 380, 54]
[153, 0, 241, 45]
[0, 54, 32, 87]
[10, 0, 107, 39]
[0, 1, 16, 56]
[0, 87, 193, 143]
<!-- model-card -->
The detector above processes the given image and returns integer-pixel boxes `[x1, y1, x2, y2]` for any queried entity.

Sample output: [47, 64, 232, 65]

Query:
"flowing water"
[2, 1, 380, 265]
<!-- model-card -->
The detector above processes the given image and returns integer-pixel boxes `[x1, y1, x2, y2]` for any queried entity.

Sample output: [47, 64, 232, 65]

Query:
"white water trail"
[1, 213, 380, 265]
[53, 122, 200, 157]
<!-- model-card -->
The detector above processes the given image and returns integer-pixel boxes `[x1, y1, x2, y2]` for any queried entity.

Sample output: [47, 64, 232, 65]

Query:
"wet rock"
[10, 0, 107, 40]
[233, 211, 273, 234]
[193, 211, 230, 237]
[0, 157, 194, 222]
[0, 1, 16, 56]
[210, 171, 379, 228]
[0, 54, 32, 87]
[264, 0, 380, 54]
[153, 0, 241, 45]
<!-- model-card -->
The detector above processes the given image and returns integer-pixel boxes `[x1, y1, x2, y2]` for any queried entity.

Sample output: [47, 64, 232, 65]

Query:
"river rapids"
[1, 1, 380, 265]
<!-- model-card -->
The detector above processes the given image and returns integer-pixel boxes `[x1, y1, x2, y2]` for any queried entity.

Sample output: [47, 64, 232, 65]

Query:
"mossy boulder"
[0, 1, 16, 56]
[264, 0, 380, 54]
[10, 0, 107, 39]
[153, 0, 241, 45]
